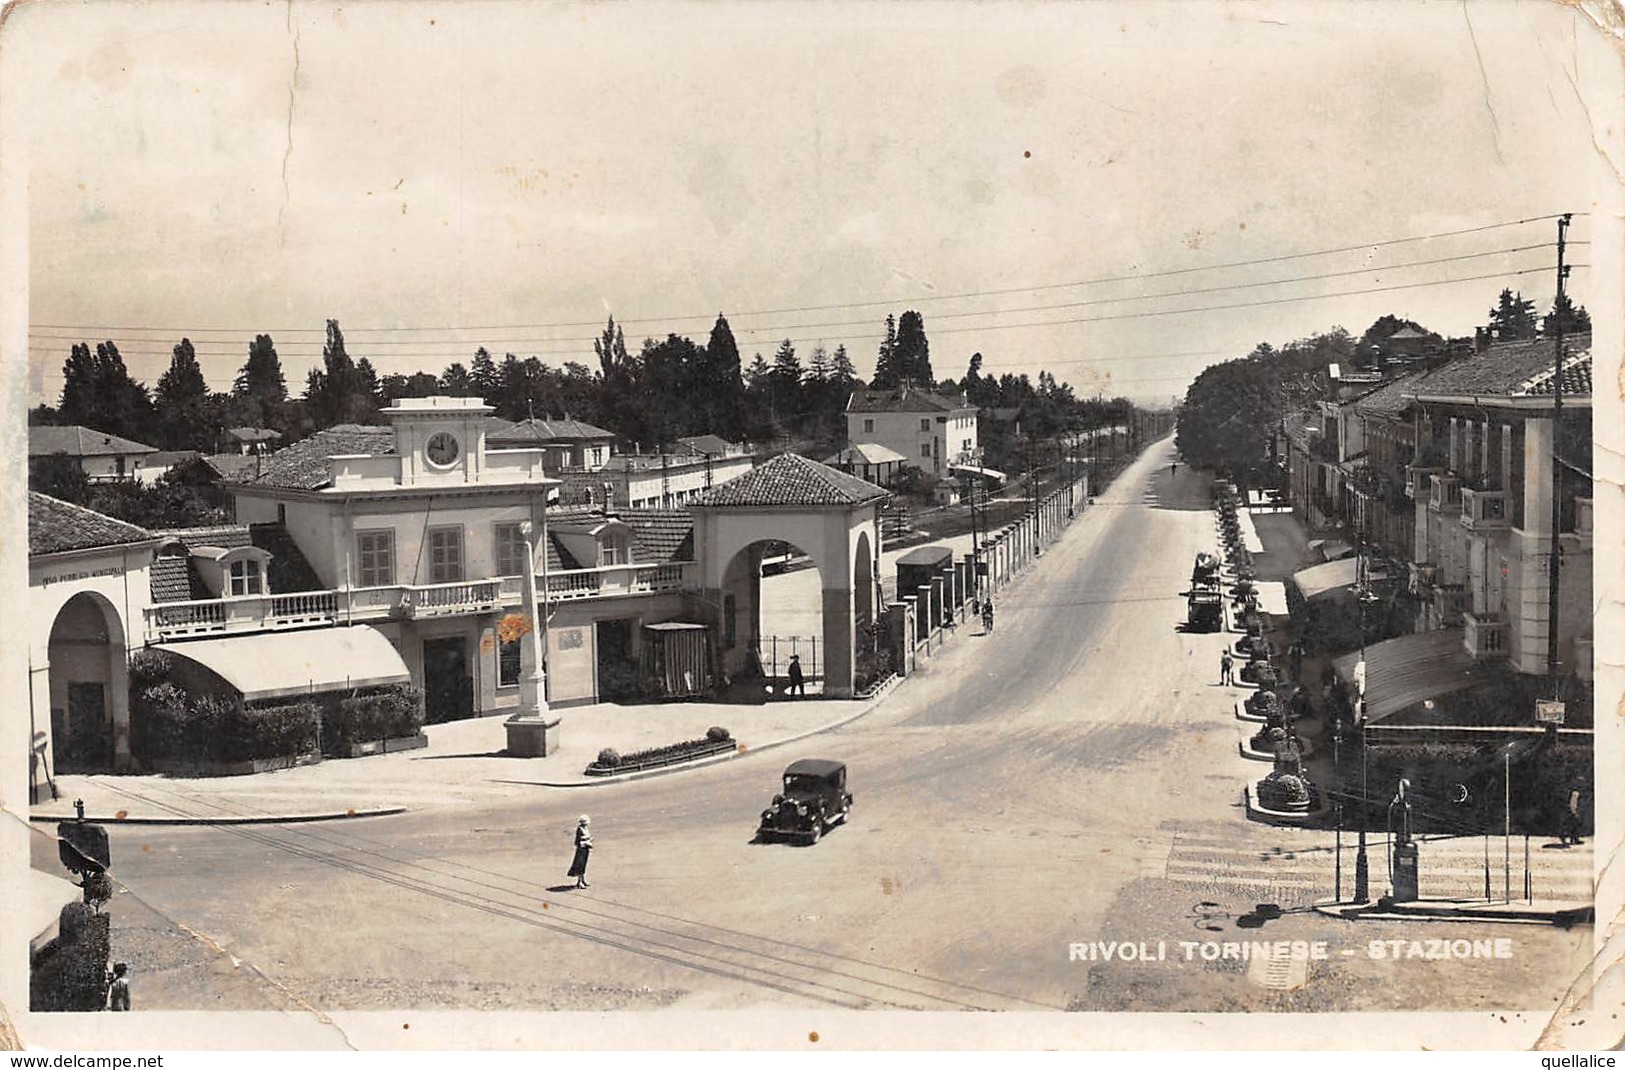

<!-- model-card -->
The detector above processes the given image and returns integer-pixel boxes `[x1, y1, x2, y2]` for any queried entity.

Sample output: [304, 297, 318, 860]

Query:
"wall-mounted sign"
[1535, 700, 1565, 725]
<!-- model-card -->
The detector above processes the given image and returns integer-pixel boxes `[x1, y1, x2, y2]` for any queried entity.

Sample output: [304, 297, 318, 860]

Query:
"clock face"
[425, 431, 461, 467]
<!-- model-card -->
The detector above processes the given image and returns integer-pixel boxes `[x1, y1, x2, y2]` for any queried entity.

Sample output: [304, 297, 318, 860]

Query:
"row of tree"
[1174, 288, 1592, 485]
[37, 305, 1142, 460]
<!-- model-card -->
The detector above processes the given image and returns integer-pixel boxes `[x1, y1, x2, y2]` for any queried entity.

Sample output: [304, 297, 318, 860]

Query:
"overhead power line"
[29, 241, 1578, 354]
[27, 212, 1585, 339]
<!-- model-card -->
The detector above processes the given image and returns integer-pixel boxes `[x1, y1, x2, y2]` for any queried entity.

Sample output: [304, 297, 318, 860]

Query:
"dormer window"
[602, 535, 628, 566]
[229, 558, 264, 597]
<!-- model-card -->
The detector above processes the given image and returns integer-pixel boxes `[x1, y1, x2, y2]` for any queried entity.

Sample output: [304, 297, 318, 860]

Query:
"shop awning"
[1253, 581, 1289, 616]
[1331, 630, 1475, 723]
[157, 625, 410, 702]
[948, 463, 1008, 483]
[1291, 558, 1360, 600]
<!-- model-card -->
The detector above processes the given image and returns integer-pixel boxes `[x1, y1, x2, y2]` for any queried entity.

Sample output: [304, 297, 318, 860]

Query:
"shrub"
[320, 685, 425, 752]
[229, 701, 320, 764]
[130, 682, 191, 768]
[128, 647, 179, 694]
[596, 747, 621, 768]
[705, 725, 730, 742]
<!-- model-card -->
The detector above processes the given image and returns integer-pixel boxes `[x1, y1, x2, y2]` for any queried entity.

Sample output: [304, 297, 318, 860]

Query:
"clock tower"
[385, 395, 496, 485]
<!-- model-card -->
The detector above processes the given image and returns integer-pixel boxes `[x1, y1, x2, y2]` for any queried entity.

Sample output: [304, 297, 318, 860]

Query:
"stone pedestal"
[505, 714, 561, 757]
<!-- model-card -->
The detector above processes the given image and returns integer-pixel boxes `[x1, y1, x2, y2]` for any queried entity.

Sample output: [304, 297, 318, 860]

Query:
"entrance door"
[595, 619, 636, 701]
[62, 683, 109, 773]
[422, 637, 473, 723]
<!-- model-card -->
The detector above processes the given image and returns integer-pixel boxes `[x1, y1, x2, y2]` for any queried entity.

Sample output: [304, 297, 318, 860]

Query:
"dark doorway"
[596, 618, 637, 702]
[422, 636, 473, 723]
[59, 683, 110, 773]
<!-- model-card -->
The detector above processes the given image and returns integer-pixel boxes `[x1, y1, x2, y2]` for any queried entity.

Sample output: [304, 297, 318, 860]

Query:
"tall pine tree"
[154, 338, 211, 449]
[702, 314, 748, 441]
[872, 314, 899, 388]
[893, 310, 933, 387]
[232, 334, 287, 429]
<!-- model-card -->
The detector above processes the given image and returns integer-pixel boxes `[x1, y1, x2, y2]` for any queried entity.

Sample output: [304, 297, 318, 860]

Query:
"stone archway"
[47, 592, 131, 774]
[689, 454, 888, 699]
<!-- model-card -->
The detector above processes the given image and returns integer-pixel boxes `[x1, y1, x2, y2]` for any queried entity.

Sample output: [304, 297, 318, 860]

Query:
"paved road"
[48, 438, 1592, 1019]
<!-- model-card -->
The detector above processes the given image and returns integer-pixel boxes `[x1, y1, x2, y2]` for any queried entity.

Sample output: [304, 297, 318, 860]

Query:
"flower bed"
[584, 729, 737, 776]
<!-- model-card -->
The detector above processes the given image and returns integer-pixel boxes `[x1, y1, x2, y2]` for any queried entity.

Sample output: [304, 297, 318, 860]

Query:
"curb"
[522, 693, 890, 788]
[1311, 899, 1594, 927]
[27, 806, 408, 826]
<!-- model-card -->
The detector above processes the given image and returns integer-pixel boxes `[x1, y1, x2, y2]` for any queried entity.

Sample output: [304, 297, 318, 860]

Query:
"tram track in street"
[83, 777, 1057, 1012]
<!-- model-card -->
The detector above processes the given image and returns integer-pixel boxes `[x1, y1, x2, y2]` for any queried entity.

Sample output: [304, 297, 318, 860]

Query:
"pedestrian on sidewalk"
[1287, 639, 1305, 683]
[786, 654, 806, 698]
[568, 815, 593, 888]
[1559, 786, 1584, 846]
[107, 963, 130, 1011]
[982, 600, 995, 633]
[1220, 649, 1235, 686]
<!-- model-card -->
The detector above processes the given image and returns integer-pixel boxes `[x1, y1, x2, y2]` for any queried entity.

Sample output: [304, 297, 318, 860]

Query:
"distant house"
[845, 385, 979, 479]
[222, 427, 283, 456]
[824, 442, 907, 487]
[487, 416, 616, 471]
[135, 450, 204, 485]
[563, 448, 754, 509]
[28, 426, 157, 482]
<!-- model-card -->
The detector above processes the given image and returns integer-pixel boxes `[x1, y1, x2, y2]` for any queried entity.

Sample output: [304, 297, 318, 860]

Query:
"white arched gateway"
[27, 494, 157, 794]
[688, 454, 887, 698]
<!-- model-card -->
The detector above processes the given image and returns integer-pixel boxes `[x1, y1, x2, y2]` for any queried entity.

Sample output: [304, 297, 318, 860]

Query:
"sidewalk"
[30, 691, 882, 826]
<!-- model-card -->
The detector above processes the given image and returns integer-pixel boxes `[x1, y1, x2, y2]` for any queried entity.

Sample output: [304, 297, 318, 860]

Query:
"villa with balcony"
[1405, 333, 1593, 684]
[141, 397, 702, 721]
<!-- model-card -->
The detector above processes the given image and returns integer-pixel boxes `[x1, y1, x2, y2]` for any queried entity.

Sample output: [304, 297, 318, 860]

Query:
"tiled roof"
[674, 434, 736, 456]
[29, 426, 157, 458]
[28, 493, 155, 556]
[488, 416, 615, 446]
[615, 509, 697, 563]
[846, 385, 971, 414]
[204, 453, 262, 482]
[250, 523, 326, 592]
[692, 453, 889, 508]
[252, 425, 396, 490]
[1352, 372, 1427, 417]
[1518, 353, 1592, 397]
[227, 427, 283, 443]
[1409, 334, 1590, 400]
[149, 554, 209, 603]
[145, 450, 204, 468]
[152, 525, 253, 549]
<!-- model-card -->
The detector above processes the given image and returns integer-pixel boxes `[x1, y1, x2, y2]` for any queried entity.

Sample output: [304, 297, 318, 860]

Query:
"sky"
[5, 0, 1622, 409]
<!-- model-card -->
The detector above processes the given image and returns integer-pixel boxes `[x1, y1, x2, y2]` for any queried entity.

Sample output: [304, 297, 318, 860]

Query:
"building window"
[494, 522, 529, 577]
[921, 444, 932, 458]
[499, 636, 522, 687]
[228, 558, 262, 597]
[920, 418, 930, 432]
[428, 527, 464, 583]
[357, 531, 395, 587]
[863, 419, 874, 433]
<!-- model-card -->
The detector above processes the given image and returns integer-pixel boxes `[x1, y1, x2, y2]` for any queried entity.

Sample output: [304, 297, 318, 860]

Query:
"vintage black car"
[757, 758, 852, 844]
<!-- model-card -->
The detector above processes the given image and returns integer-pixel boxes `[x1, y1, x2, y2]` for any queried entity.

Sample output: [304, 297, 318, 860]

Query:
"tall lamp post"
[504, 515, 561, 757]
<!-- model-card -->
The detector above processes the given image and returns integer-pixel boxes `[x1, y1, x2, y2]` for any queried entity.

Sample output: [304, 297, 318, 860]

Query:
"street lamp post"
[503, 514, 561, 757]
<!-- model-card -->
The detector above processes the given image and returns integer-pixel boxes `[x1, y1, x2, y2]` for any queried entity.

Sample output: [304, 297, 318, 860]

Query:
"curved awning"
[1291, 558, 1360, 600]
[156, 625, 410, 702]
[1331, 630, 1475, 723]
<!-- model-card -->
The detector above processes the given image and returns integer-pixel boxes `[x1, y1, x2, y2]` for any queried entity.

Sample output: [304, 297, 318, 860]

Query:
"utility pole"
[1546, 213, 1572, 692]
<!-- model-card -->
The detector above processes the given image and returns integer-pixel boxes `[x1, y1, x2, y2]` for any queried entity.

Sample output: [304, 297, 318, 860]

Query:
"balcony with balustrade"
[1427, 473, 1462, 515]
[1405, 465, 1442, 500]
[1460, 487, 1509, 533]
[144, 562, 698, 642]
[1463, 611, 1509, 660]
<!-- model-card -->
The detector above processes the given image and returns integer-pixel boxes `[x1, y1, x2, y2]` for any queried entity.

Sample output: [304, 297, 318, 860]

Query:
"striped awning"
[1331, 630, 1475, 723]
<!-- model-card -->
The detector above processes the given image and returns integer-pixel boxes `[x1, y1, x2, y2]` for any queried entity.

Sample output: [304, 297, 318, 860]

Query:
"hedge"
[318, 685, 424, 753]
[130, 686, 319, 768]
